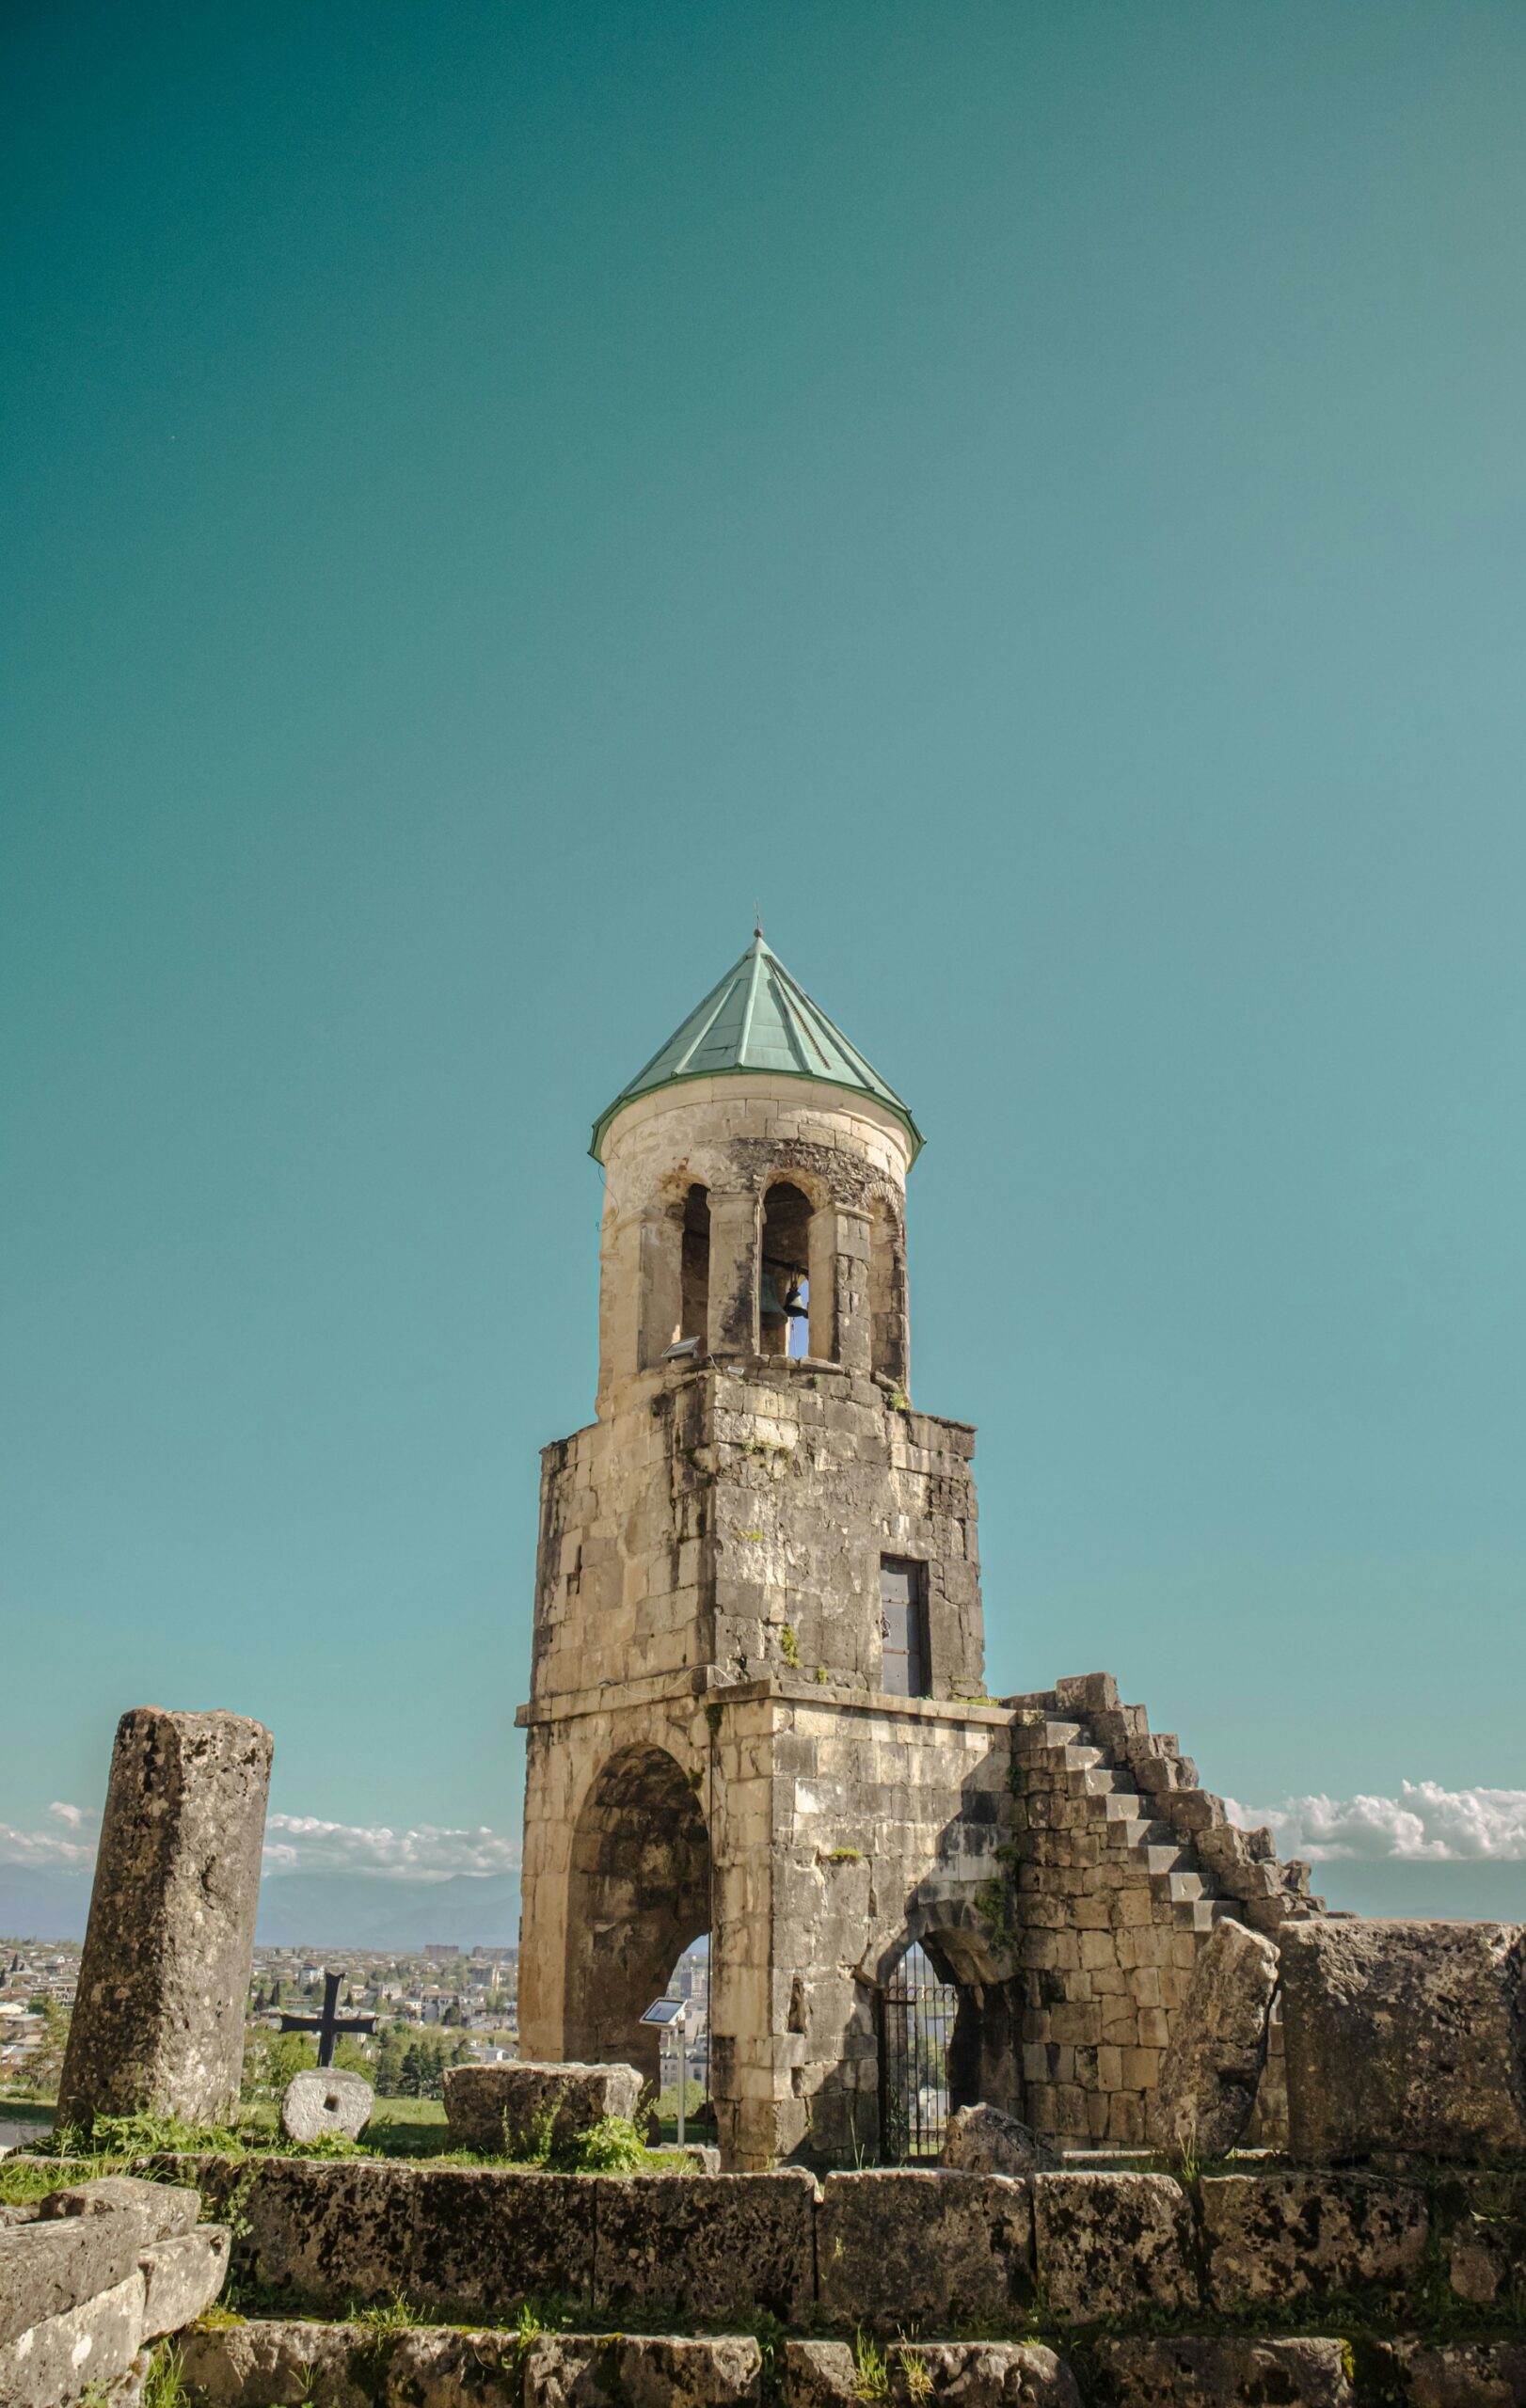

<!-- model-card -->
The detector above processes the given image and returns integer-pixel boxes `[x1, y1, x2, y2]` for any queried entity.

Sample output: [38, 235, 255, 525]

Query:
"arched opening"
[868, 1199, 906, 1386]
[759, 1180, 813, 1360]
[564, 1746, 710, 2095]
[878, 1938, 959, 2161]
[680, 1183, 710, 1344]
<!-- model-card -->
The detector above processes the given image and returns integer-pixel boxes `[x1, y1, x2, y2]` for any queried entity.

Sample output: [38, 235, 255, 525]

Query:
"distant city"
[0, 1932, 710, 2117]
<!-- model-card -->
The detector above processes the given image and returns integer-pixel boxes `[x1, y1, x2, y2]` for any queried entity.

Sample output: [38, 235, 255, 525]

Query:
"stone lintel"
[517, 1672, 1011, 1730]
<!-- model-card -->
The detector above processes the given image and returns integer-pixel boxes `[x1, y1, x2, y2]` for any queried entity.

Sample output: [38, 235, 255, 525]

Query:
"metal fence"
[878, 1938, 957, 2162]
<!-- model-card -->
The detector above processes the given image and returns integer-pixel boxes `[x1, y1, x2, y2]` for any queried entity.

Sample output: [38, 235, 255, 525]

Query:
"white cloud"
[1224, 1782, 1526, 1863]
[0, 1804, 519, 1884]
[261, 1816, 521, 1882]
[0, 1803, 98, 1869]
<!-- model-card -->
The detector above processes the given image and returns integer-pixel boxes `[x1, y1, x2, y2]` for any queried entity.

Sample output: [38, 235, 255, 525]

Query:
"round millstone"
[279, 2067, 374, 2143]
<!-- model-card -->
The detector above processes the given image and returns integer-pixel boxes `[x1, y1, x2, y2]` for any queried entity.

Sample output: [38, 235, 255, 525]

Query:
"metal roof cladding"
[590, 929, 923, 1165]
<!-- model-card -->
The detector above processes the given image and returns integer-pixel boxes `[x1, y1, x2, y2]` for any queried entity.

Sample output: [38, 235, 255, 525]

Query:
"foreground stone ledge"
[1100, 2336, 1354, 2407]
[1200, 2171, 1429, 2309]
[1031, 2174, 1198, 2322]
[412, 2166, 596, 2316]
[0, 2220, 229, 2408]
[177, 2322, 764, 2408]
[229, 2159, 418, 2311]
[816, 2171, 1033, 2335]
[593, 2171, 815, 2325]
[784, 2337, 1079, 2405]
[522, 2333, 763, 2405]
[0, 2267, 147, 2408]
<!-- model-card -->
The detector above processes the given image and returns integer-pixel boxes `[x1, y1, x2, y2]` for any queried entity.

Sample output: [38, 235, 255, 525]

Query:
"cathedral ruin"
[516, 933, 1320, 2171]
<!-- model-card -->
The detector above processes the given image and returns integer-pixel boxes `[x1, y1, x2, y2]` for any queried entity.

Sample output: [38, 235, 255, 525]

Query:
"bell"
[783, 1276, 808, 1320]
[759, 1270, 786, 1323]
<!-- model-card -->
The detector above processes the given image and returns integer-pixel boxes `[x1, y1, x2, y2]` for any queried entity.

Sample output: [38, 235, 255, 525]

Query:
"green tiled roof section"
[590, 934, 923, 1164]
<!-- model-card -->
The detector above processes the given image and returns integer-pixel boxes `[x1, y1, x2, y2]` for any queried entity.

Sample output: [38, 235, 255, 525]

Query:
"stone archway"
[564, 1744, 711, 2095]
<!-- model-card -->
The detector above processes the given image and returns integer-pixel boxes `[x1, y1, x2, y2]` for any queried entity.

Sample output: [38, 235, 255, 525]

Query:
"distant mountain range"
[5, 1854, 1522, 1950]
[0, 1866, 520, 1950]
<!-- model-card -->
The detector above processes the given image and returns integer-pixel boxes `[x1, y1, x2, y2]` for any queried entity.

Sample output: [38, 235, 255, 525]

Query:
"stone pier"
[57, 1706, 273, 2131]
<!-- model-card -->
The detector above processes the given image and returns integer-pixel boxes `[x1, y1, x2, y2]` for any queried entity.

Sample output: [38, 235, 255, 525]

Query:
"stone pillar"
[57, 1707, 273, 2131]
[707, 1191, 759, 1355]
[832, 1207, 873, 1374]
[636, 1210, 681, 1370]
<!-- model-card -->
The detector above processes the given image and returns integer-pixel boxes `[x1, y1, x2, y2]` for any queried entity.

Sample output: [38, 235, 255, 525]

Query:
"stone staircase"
[995, 1671, 1319, 2147]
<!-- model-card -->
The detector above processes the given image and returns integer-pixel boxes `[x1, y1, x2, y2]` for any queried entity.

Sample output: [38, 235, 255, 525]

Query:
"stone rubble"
[938, 2102, 1057, 2175]
[1149, 1914, 1279, 2159]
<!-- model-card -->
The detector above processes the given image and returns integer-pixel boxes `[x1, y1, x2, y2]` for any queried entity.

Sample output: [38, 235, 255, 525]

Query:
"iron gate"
[878, 1939, 958, 2162]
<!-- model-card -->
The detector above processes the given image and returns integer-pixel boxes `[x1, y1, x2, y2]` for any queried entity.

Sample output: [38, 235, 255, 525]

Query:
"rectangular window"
[880, 1557, 930, 1697]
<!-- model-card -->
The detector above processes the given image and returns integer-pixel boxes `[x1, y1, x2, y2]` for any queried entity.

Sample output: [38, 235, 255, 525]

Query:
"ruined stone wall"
[719, 1685, 1015, 2167]
[997, 1673, 1318, 2147]
[517, 1673, 1011, 2171]
[531, 1362, 981, 1703]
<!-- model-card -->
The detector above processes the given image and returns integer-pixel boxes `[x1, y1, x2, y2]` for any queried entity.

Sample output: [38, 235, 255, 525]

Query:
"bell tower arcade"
[516, 934, 1016, 2168]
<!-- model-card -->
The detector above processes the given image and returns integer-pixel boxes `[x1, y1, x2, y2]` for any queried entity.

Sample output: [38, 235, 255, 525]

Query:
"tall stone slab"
[57, 1707, 273, 2130]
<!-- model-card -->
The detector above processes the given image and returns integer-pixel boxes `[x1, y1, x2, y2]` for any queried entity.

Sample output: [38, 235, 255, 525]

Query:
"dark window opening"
[680, 1184, 710, 1342]
[880, 1556, 930, 1697]
[760, 1180, 812, 1360]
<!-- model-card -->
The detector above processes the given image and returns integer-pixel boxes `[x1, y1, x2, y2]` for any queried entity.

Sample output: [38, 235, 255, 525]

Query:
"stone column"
[636, 1209, 681, 1370]
[57, 1707, 273, 2131]
[832, 1207, 873, 1375]
[707, 1191, 759, 1355]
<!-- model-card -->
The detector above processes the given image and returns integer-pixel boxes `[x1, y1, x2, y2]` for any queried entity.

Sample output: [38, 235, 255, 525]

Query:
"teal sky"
[4, 1, 1525, 1901]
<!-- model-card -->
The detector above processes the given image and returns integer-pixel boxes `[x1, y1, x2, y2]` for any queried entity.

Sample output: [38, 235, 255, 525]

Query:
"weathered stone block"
[1378, 2340, 1526, 2405]
[593, 2171, 814, 2324]
[1280, 1920, 1526, 2162]
[37, 2178, 201, 2242]
[0, 2267, 146, 2408]
[817, 2171, 1033, 2334]
[443, 2062, 641, 2156]
[783, 2338, 1079, 2405]
[521, 2335, 763, 2406]
[387, 2327, 526, 2406]
[412, 2168, 596, 2315]
[1450, 2199, 1526, 2308]
[1031, 2174, 1198, 2321]
[138, 2226, 230, 2337]
[1101, 2337, 1353, 2406]
[233, 2160, 417, 2310]
[1200, 2172, 1427, 2308]
[0, 2214, 150, 2346]
[178, 2319, 377, 2407]
[57, 1707, 273, 2130]
[1150, 1917, 1278, 2159]
[940, 2104, 1057, 2176]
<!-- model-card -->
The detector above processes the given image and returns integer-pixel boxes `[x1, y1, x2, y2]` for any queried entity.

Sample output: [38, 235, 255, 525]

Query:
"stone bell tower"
[516, 934, 1016, 2169]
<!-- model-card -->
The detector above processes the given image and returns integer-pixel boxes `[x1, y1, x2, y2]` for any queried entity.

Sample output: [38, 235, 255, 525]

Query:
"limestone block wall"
[997, 1673, 1319, 2147]
[517, 1673, 1012, 2171]
[716, 1686, 1015, 2168]
[531, 1362, 981, 1703]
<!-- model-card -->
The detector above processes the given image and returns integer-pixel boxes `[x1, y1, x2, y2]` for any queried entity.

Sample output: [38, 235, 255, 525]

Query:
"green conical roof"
[591, 933, 923, 1164]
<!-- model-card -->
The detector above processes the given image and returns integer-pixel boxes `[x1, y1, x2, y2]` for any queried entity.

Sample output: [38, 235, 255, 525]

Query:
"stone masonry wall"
[532, 1361, 981, 1703]
[998, 1672, 1320, 2147]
